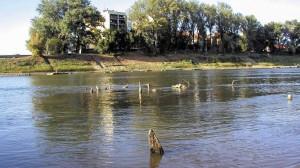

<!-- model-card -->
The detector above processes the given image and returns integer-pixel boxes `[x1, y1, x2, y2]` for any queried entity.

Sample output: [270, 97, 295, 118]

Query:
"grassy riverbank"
[0, 53, 299, 75]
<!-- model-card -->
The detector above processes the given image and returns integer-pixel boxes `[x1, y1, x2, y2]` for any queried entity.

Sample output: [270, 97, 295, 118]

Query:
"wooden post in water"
[146, 84, 150, 90]
[139, 80, 142, 105]
[139, 80, 142, 93]
[288, 94, 292, 100]
[90, 88, 94, 93]
[148, 130, 164, 155]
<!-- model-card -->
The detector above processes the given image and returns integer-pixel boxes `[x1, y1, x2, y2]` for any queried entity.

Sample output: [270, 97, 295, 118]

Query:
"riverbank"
[0, 52, 299, 76]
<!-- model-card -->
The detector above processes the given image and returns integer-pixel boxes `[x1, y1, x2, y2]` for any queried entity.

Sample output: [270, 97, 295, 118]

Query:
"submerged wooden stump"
[288, 94, 292, 100]
[148, 130, 164, 155]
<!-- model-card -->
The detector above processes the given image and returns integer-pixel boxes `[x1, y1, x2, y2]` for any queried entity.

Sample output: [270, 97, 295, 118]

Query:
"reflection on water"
[150, 153, 162, 168]
[0, 68, 300, 167]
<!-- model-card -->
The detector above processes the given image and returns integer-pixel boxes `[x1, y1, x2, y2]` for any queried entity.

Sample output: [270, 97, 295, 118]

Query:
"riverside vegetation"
[0, 53, 299, 74]
[26, 0, 299, 58]
[19, 0, 299, 75]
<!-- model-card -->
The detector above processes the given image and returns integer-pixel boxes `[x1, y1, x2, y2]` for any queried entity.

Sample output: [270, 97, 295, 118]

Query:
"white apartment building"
[86, 10, 127, 51]
[101, 10, 127, 31]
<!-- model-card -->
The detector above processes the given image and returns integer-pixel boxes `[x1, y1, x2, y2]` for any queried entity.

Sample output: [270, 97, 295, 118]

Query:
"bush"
[212, 56, 220, 63]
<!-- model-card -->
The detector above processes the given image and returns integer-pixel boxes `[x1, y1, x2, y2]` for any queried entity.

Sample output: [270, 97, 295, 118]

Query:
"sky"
[0, 0, 299, 55]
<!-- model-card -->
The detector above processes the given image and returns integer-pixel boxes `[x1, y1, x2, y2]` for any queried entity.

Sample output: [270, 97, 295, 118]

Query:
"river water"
[0, 69, 299, 168]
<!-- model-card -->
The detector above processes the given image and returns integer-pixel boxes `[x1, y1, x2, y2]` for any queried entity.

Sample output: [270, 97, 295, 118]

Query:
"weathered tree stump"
[148, 130, 164, 155]
[90, 88, 94, 93]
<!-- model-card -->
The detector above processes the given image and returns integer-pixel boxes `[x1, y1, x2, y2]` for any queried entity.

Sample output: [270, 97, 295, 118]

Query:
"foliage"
[128, 0, 299, 55]
[46, 38, 63, 54]
[264, 22, 284, 52]
[26, 28, 45, 57]
[29, 0, 104, 55]
[97, 29, 134, 55]
[283, 20, 300, 54]
[241, 15, 261, 52]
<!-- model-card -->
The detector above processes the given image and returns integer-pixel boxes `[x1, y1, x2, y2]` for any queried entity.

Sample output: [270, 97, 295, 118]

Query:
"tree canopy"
[27, 0, 300, 56]
[27, 0, 104, 56]
[128, 0, 300, 55]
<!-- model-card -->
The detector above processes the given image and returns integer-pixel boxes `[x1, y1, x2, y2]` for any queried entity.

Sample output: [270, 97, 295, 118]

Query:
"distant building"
[101, 10, 127, 31]
[86, 10, 127, 51]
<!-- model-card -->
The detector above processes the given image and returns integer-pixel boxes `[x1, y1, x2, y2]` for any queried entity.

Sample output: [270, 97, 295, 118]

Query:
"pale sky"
[0, 0, 299, 55]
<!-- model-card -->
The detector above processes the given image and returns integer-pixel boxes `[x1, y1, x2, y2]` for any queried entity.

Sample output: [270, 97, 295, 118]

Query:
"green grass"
[1, 54, 299, 73]
[163, 60, 194, 69]
[50, 59, 94, 71]
[0, 58, 52, 72]
[197, 62, 252, 69]
[256, 55, 300, 66]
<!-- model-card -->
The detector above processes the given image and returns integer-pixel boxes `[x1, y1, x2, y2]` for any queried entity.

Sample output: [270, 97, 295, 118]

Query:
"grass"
[0, 54, 299, 74]
[0, 57, 52, 73]
[163, 60, 194, 69]
[256, 55, 300, 66]
[49, 59, 94, 71]
[198, 62, 253, 69]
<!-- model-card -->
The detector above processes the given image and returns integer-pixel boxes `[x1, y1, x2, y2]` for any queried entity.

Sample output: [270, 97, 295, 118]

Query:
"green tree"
[97, 30, 116, 54]
[97, 29, 133, 55]
[60, 0, 104, 53]
[29, 0, 104, 55]
[203, 4, 217, 52]
[46, 38, 63, 54]
[226, 13, 243, 53]
[129, 0, 190, 54]
[253, 26, 266, 52]
[187, 1, 198, 46]
[26, 28, 45, 57]
[215, 2, 233, 53]
[241, 15, 261, 52]
[265, 22, 284, 52]
[283, 20, 300, 54]
[196, 3, 207, 52]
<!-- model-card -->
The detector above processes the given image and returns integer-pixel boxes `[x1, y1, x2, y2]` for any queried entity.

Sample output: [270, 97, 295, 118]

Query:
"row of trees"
[27, 0, 299, 56]
[128, 0, 300, 54]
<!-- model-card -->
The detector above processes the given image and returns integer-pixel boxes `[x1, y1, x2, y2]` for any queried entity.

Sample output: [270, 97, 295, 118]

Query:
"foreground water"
[0, 69, 299, 168]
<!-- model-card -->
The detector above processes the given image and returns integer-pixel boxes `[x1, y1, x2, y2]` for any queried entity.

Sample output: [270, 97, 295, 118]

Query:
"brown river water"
[0, 69, 300, 168]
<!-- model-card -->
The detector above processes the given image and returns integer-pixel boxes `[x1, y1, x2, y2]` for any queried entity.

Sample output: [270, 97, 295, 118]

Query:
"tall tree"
[215, 2, 233, 53]
[203, 4, 217, 52]
[187, 1, 198, 45]
[283, 20, 300, 54]
[241, 15, 261, 52]
[26, 28, 45, 57]
[28, 0, 104, 55]
[265, 22, 284, 52]
[168, 0, 186, 51]
[196, 3, 207, 52]
[129, 0, 178, 54]
[60, 0, 104, 53]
